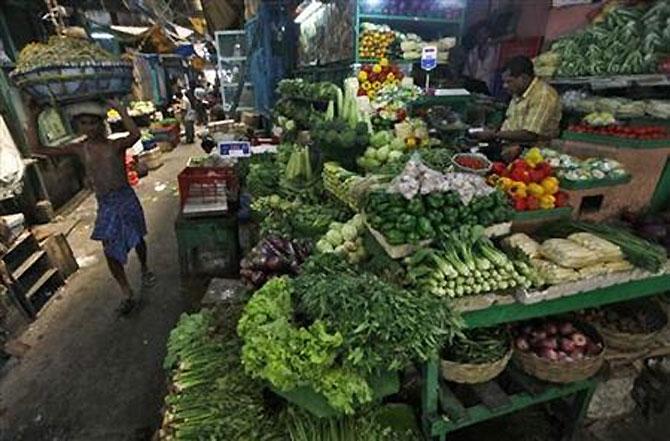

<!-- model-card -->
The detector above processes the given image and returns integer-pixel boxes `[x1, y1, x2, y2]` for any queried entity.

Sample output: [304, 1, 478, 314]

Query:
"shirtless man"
[27, 99, 156, 315]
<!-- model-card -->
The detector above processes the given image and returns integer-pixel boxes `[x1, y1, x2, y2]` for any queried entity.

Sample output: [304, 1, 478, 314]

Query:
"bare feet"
[116, 297, 137, 316]
[142, 271, 157, 289]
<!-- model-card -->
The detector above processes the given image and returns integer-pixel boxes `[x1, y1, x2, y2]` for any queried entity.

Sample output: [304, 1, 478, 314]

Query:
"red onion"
[560, 338, 576, 353]
[559, 322, 575, 336]
[545, 323, 558, 336]
[540, 337, 558, 350]
[539, 348, 559, 361]
[571, 332, 588, 347]
[515, 336, 530, 352]
[531, 330, 547, 340]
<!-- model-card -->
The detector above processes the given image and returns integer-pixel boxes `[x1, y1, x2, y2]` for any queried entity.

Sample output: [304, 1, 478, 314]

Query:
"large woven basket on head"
[513, 322, 605, 384]
[11, 62, 133, 105]
[441, 348, 512, 384]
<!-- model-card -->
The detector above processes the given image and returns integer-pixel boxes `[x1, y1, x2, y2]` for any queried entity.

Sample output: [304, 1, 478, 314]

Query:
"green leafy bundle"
[293, 267, 464, 374]
[442, 327, 510, 364]
[237, 278, 372, 414]
[162, 310, 285, 441]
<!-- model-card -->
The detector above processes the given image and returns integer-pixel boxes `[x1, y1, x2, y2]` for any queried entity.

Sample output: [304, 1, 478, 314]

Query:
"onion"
[559, 322, 575, 336]
[545, 323, 558, 336]
[560, 338, 576, 353]
[531, 330, 547, 340]
[571, 332, 587, 347]
[539, 348, 559, 361]
[540, 337, 558, 350]
[515, 337, 530, 351]
[521, 324, 534, 336]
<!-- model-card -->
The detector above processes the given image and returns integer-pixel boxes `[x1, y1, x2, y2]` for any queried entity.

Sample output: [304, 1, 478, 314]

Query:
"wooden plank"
[25, 269, 58, 300]
[11, 250, 45, 280]
[41, 234, 78, 279]
[506, 368, 548, 396]
[464, 273, 670, 328]
[470, 381, 512, 410]
[438, 380, 468, 421]
[3, 231, 31, 257]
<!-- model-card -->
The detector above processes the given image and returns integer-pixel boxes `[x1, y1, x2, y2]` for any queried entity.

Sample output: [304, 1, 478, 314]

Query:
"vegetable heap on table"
[311, 120, 370, 170]
[370, 82, 423, 129]
[357, 130, 407, 171]
[15, 36, 119, 72]
[489, 148, 569, 211]
[358, 25, 397, 60]
[277, 79, 342, 103]
[566, 122, 670, 140]
[357, 60, 404, 100]
[514, 320, 603, 362]
[541, 148, 629, 185]
[239, 235, 311, 288]
[548, 2, 670, 77]
[405, 226, 541, 298]
[316, 214, 368, 264]
[504, 232, 635, 285]
[162, 308, 285, 441]
[246, 153, 280, 198]
[442, 327, 510, 364]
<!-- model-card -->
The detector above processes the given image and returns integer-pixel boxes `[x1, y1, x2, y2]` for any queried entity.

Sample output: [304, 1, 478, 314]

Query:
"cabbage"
[364, 147, 377, 159]
[351, 214, 365, 230]
[329, 222, 344, 231]
[316, 239, 334, 253]
[326, 229, 343, 246]
[388, 150, 404, 161]
[390, 138, 406, 151]
[341, 224, 358, 241]
[370, 130, 393, 148]
[376, 146, 390, 162]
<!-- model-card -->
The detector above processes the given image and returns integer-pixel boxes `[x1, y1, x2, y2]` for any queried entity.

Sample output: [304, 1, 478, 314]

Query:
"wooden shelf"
[25, 268, 58, 300]
[11, 250, 45, 280]
[4, 231, 31, 256]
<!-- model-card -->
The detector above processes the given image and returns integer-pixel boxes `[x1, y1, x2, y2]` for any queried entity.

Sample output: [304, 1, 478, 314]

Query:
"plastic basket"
[177, 166, 239, 208]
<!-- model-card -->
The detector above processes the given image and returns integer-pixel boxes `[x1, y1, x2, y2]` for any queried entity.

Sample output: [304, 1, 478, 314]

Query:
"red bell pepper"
[491, 162, 507, 176]
[513, 196, 528, 211]
[526, 195, 540, 211]
[554, 191, 569, 208]
[535, 162, 553, 180]
[510, 168, 531, 183]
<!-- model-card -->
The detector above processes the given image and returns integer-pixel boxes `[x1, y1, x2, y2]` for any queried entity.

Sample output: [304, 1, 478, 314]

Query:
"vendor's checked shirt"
[501, 77, 561, 138]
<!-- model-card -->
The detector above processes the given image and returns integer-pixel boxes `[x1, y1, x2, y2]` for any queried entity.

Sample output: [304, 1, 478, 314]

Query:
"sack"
[567, 233, 623, 262]
[502, 233, 540, 258]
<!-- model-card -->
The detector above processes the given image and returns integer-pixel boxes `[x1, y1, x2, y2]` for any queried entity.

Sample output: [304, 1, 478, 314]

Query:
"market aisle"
[0, 142, 202, 441]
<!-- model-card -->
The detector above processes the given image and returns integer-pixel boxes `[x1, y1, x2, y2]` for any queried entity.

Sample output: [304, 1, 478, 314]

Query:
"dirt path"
[0, 142, 201, 441]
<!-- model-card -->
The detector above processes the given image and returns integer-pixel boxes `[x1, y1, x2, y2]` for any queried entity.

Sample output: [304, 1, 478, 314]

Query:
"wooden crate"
[554, 139, 670, 220]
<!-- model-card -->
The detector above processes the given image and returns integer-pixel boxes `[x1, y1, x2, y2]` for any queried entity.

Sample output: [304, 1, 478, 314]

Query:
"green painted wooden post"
[421, 359, 439, 439]
[649, 156, 670, 213]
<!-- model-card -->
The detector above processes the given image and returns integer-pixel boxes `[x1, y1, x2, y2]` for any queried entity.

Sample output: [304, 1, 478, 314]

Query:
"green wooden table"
[422, 272, 670, 440]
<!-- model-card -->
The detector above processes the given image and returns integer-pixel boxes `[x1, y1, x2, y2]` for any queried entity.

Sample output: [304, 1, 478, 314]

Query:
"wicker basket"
[595, 301, 668, 352]
[11, 62, 133, 105]
[441, 348, 512, 384]
[513, 323, 605, 384]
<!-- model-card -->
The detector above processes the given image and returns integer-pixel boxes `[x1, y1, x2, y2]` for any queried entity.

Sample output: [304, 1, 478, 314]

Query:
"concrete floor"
[0, 142, 201, 441]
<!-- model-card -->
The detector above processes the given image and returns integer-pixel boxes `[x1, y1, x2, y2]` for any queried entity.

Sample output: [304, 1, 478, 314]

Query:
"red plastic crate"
[177, 166, 239, 208]
[498, 37, 544, 68]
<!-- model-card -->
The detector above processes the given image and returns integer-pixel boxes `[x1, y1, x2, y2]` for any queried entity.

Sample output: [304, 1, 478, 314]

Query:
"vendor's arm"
[109, 99, 141, 151]
[24, 99, 81, 157]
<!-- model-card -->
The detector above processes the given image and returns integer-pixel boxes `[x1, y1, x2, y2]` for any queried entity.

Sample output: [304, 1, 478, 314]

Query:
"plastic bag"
[502, 233, 540, 258]
[531, 258, 580, 285]
[539, 239, 603, 269]
[567, 233, 623, 262]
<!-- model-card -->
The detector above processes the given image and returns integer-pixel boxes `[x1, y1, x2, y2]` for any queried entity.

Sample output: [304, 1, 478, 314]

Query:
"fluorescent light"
[366, 0, 382, 6]
[295, 1, 323, 24]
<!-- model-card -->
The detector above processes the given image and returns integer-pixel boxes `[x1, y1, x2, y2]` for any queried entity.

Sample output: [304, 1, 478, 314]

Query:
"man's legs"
[185, 120, 195, 143]
[105, 254, 133, 297]
[135, 239, 157, 287]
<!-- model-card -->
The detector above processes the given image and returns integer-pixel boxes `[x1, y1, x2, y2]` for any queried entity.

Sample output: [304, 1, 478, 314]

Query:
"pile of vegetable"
[584, 299, 667, 335]
[443, 327, 510, 364]
[405, 226, 541, 298]
[15, 36, 118, 73]
[312, 120, 370, 170]
[357, 130, 406, 171]
[239, 235, 312, 287]
[161, 309, 285, 441]
[545, 221, 668, 273]
[504, 232, 634, 285]
[246, 154, 280, 198]
[561, 92, 670, 120]
[514, 320, 603, 362]
[358, 24, 397, 60]
[238, 257, 462, 414]
[357, 60, 404, 100]
[566, 123, 670, 141]
[277, 79, 341, 102]
[489, 148, 569, 212]
[366, 177, 509, 246]
[369, 82, 422, 129]
[540, 148, 629, 185]
[549, 2, 670, 77]
[315, 214, 368, 264]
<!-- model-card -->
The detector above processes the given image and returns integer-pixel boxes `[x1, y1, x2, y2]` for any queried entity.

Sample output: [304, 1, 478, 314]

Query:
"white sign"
[219, 141, 251, 157]
[251, 144, 278, 154]
[421, 46, 438, 72]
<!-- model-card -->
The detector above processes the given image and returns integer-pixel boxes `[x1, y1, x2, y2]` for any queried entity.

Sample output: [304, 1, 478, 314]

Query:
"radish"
[515, 336, 530, 352]
[559, 322, 575, 336]
[571, 332, 588, 347]
[560, 338, 576, 353]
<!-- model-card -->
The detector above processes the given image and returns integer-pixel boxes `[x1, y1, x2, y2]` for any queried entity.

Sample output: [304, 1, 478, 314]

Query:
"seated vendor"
[477, 56, 561, 158]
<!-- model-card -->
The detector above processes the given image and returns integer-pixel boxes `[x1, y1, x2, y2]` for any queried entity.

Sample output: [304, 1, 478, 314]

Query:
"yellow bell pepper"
[372, 64, 383, 74]
[358, 71, 368, 82]
[497, 177, 514, 191]
[539, 194, 556, 209]
[524, 147, 544, 168]
[527, 182, 545, 197]
[487, 175, 500, 187]
[379, 58, 390, 67]
[508, 181, 527, 198]
[541, 177, 559, 195]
